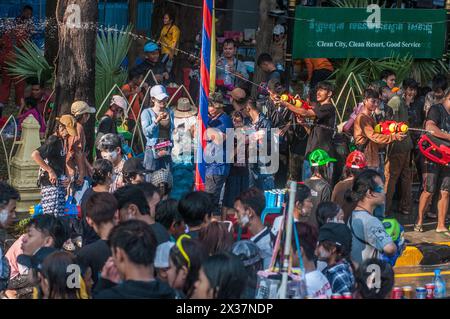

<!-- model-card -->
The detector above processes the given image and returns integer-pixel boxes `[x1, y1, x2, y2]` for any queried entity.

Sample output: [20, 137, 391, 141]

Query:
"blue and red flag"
[195, 0, 215, 191]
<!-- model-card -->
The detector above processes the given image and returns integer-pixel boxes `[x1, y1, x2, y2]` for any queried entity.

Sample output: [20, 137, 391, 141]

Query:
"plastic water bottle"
[433, 269, 447, 299]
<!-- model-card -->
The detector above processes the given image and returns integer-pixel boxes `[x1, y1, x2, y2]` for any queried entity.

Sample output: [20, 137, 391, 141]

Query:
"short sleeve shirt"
[349, 210, 393, 266]
[36, 135, 66, 186]
[427, 104, 450, 134]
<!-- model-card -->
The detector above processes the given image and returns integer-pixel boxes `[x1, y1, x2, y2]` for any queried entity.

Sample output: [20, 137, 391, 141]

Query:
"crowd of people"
[0, 7, 449, 300]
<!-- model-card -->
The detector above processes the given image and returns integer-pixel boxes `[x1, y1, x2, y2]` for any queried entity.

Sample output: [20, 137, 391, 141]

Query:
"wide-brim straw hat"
[174, 97, 197, 118]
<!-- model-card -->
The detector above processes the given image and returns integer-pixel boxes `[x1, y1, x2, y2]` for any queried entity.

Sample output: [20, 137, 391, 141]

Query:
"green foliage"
[5, 40, 54, 85]
[95, 25, 133, 107]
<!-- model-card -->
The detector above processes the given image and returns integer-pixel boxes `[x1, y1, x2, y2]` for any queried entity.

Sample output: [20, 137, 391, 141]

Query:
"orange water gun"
[374, 121, 408, 135]
[280, 94, 312, 110]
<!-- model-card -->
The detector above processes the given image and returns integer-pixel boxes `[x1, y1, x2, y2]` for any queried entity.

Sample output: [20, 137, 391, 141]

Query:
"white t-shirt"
[305, 270, 332, 299]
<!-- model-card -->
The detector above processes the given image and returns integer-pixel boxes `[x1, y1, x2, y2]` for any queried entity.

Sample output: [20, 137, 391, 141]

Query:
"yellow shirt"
[159, 24, 181, 57]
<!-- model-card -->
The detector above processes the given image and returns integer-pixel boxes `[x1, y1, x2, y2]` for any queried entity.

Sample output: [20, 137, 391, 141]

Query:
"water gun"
[391, 87, 401, 93]
[374, 121, 408, 135]
[29, 196, 81, 219]
[382, 218, 405, 266]
[280, 94, 312, 110]
[418, 134, 450, 166]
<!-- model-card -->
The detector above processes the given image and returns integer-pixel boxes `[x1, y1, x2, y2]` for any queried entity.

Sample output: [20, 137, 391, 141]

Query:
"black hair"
[257, 53, 273, 66]
[27, 77, 41, 87]
[356, 258, 394, 299]
[170, 237, 208, 297]
[28, 215, 68, 249]
[128, 67, 142, 82]
[342, 166, 363, 180]
[402, 78, 419, 91]
[24, 97, 37, 109]
[295, 184, 311, 205]
[23, 5, 33, 12]
[292, 222, 319, 261]
[234, 187, 266, 217]
[113, 184, 150, 216]
[223, 38, 236, 48]
[380, 69, 396, 80]
[346, 169, 382, 203]
[316, 201, 341, 227]
[39, 251, 82, 299]
[85, 192, 118, 226]
[316, 81, 334, 93]
[91, 159, 113, 187]
[431, 74, 448, 92]
[108, 220, 157, 266]
[135, 182, 160, 201]
[245, 98, 259, 111]
[155, 199, 183, 230]
[178, 191, 214, 227]
[0, 181, 20, 208]
[163, 10, 175, 23]
[310, 165, 330, 181]
[201, 252, 247, 299]
[364, 88, 380, 100]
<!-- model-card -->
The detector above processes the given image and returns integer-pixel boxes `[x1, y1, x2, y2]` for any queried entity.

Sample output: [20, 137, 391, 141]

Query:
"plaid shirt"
[323, 261, 355, 295]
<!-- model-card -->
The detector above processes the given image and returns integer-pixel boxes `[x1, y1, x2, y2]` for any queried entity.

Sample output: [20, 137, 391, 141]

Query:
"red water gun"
[280, 94, 312, 110]
[418, 134, 450, 166]
[374, 121, 408, 135]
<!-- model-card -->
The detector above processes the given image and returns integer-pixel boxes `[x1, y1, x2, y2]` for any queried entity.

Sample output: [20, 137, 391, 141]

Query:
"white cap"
[273, 24, 285, 35]
[150, 85, 169, 101]
[154, 241, 175, 268]
[110, 95, 128, 113]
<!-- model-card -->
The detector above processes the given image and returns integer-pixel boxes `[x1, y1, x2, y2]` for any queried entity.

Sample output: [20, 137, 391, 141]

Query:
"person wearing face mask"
[303, 149, 335, 228]
[316, 222, 355, 295]
[141, 85, 174, 172]
[0, 182, 19, 295]
[271, 183, 314, 238]
[31, 115, 76, 216]
[353, 89, 406, 173]
[347, 170, 397, 268]
[96, 133, 126, 192]
[113, 184, 169, 245]
[234, 188, 273, 269]
[383, 79, 416, 216]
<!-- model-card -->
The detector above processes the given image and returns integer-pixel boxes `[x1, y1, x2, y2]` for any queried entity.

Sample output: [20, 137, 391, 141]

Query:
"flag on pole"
[209, 6, 216, 93]
[195, 0, 214, 191]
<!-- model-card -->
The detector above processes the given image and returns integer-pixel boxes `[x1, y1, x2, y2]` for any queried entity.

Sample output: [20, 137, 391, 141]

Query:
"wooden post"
[285, 0, 296, 91]
[128, 0, 139, 68]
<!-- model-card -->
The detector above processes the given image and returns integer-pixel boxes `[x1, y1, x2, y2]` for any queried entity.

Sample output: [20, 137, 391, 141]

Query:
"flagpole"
[195, 0, 214, 191]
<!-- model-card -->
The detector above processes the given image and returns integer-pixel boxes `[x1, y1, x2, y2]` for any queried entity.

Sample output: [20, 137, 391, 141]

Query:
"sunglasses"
[373, 185, 384, 194]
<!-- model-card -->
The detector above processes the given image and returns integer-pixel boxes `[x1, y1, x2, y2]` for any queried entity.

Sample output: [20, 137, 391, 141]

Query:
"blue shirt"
[205, 112, 233, 176]
[141, 107, 174, 147]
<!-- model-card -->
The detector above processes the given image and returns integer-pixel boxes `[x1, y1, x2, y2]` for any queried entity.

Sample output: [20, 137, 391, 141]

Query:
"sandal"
[414, 224, 424, 232]
[436, 230, 450, 238]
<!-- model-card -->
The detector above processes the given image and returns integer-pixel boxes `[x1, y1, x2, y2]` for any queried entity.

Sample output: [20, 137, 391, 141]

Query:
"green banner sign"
[293, 8, 447, 59]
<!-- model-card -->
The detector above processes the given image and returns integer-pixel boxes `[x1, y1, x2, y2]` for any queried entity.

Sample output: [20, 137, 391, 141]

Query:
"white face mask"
[0, 209, 9, 226]
[240, 214, 250, 227]
[102, 150, 119, 163]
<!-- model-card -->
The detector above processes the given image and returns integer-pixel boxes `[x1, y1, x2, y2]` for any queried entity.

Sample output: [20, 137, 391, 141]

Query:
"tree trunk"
[128, 0, 139, 68]
[44, 0, 59, 71]
[251, 0, 277, 98]
[48, 0, 98, 160]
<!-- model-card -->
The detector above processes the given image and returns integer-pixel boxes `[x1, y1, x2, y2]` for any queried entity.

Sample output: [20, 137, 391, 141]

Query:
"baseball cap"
[123, 157, 150, 176]
[56, 114, 77, 137]
[154, 241, 175, 268]
[110, 95, 128, 113]
[273, 24, 285, 36]
[71, 101, 96, 117]
[318, 223, 352, 254]
[309, 149, 337, 167]
[17, 247, 58, 270]
[144, 42, 159, 53]
[230, 88, 246, 101]
[346, 150, 367, 169]
[150, 85, 169, 101]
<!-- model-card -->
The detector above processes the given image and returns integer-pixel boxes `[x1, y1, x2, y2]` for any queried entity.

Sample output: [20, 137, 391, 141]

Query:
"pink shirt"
[5, 235, 27, 279]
